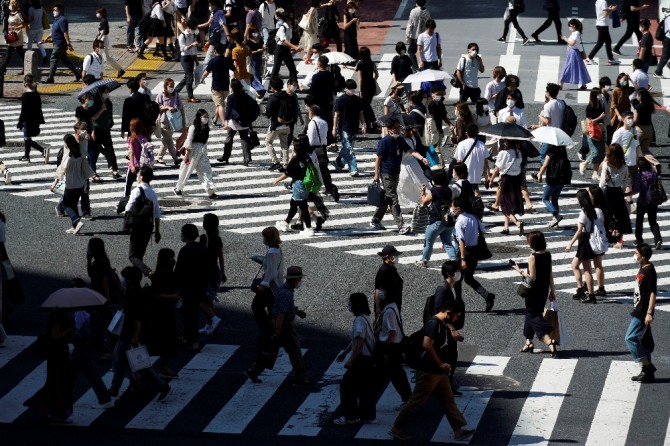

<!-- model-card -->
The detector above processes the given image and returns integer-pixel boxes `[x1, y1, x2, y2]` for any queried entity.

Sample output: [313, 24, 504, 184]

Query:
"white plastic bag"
[126, 344, 152, 373]
[107, 310, 124, 336]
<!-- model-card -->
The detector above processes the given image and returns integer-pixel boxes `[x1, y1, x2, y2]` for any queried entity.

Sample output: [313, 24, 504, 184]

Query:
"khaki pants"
[266, 126, 290, 166]
[250, 319, 306, 381]
[158, 124, 178, 163]
[393, 369, 467, 433]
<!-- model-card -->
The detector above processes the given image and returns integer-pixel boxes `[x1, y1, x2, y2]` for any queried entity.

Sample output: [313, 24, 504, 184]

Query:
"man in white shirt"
[269, 8, 301, 80]
[455, 42, 485, 103]
[484, 66, 506, 124]
[534, 83, 564, 163]
[307, 104, 338, 200]
[496, 91, 527, 128]
[416, 19, 441, 70]
[259, 0, 276, 50]
[628, 58, 649, 100]
[610, 111, 641, 208]
[125, 166, 161, 277]
[82, 40, 105, 80]
[405, 0, 431, 71]
[454, 124, 490, 188]
[586, 0, 619, 65]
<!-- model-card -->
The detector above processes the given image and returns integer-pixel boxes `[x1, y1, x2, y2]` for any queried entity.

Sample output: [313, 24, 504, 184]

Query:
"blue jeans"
[542, 184, 563, 217]
[625, 317, 650, 363]
[539, 143, 550, 165]
[336, 130, 357, 173]
[58, 181, 90, 216]
[422, 221, 456, 261]
[62, 186, 84, 226]
[127, 15, 142, 49]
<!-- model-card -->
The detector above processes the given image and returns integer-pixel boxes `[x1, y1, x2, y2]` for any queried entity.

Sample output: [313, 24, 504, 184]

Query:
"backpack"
[560, 100, 577, 136]
[330, 64, 346, 93]
[546, 155, 573, 185]
[128, 187, 155, 228]
[236, 93, 261, 126]
[589, 217, 609, 255]
[266, 23, 286, 54]
[657, 16, 667, 40]
[455, 181, 484, 220]
[145, 100, 161, 125]
[402, 327, 427, 370]
[276, 91, 295, 124]
[411, 109, 439, 146]
[303, 162, 322, 193]
[138, 136, 155, 168]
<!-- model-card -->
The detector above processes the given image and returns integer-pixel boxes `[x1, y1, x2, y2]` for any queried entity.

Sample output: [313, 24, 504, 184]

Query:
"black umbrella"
[77, 79, 121, 100]
[479, 122, 533, 140]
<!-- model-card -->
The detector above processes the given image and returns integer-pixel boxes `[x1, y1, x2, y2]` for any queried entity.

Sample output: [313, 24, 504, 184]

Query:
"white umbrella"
[402, 69, 452, 84]
[531, 127, 575, 147]
[41, 288, 107, 309]
[324, 52, 355, 64]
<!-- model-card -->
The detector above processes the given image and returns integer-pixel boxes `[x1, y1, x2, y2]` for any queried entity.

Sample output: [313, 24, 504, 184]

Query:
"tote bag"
[126, 344, 152, 373]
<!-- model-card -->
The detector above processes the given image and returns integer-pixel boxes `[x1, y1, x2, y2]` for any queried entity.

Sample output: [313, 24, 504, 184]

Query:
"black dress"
[523, 252, 554, 339]
[343, 10, 358, 60]
[147, 272, 179, 358]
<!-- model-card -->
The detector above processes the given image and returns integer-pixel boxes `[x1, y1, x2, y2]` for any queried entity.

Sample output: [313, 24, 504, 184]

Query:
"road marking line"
[534, 56, 561, 102]
[0, 361, 47, 423]
[0, 336, 35, 370]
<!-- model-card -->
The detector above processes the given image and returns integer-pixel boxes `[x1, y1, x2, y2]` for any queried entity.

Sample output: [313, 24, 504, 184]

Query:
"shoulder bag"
[475, 218, 493, 261]
[516, 276, 534, 298]
[450, 56, 465, 90]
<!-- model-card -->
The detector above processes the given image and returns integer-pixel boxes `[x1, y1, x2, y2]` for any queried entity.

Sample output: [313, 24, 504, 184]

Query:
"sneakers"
[369, 221, 386, 230]
[315, 216, 325, 231]
[656, 241, 663, 250]
[398, 225, 411, 235]
[71, 220, 84, 235]
[548, 215, 563, 228]
[572, 286, 586, 300]
[275, 220, 290, 232]
[331, 161, 343, 172]
[268, 162, 281, 171]
[157, 384, 171, 401]
[55, 206, 66, 217]
[18, 156, 30, 162]
[579, 160, 588, 176]
[330, 188, 340, 202]
[531, 33, 540, 42]
[244, 369, 262, 383]
[290, 222, 305, 231]
[199, 324, 212, 335]
[155, 158, 166, 164]
[580, 294, 597, 304]
[2, 170, 10, 185]
[653, 73, 666, 79]
[612, 49, 623, 56]
[173, 188, 182, 196]
[595, 288, 607, 297]
[81, 214, 93, 220]
[485, 294, 495, 312]
[608, 59, 620, 65]
[301, 227, 315, 237]
[415, 259, 427, 268]
[631, 364, 656, 383]
[349, 171, 359, 177]
[497, 37, 505, 42]
[209, 193, 219, 199]
[112, 171, 122, 179]
[630, 203, 637, 214]
[92, 401, 114, 409]
[117, 69, 126, 78]
[591, 171, 600, 181]
[43, 146, 50, 164]
[333, 416, 360, 426]
[522, 37, 530, 45]
[210, 315, 222, 334]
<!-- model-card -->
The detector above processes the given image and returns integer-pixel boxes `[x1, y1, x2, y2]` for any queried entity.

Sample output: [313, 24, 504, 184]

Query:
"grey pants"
[372, 173, 403, 227]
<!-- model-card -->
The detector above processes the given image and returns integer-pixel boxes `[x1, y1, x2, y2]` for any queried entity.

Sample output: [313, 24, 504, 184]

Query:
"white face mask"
[621, 80, 629, 87]
[625, 118, 634, 127]
[506, 99, 516, 108]
[201, 117, 209, 124]
[432, 94, 444, 102]
[470, 50, 478, 58]
[344, 88, 355, 96]
[167, 87, 175, 94]
[96, 13, 101, 19]
[452, 271, 462, 282]
[53, 11, 60, 17]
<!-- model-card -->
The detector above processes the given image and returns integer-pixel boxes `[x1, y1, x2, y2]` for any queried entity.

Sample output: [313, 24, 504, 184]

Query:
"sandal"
[520, 341, 534, 353]
[501, 228, 510, 235]
[549, 340, 558, 358]
[91, 176, 103, 183]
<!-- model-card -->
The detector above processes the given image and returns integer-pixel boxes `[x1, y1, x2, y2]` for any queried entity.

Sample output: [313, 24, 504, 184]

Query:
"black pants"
[175, 55, 196, 99]
[533, 10, 562, 39]
[1, 45, 24, 72]
[286, 199, 311, 228]
[49, 43, 79, 80]
[459, 86, 481, 103]
[614, 20, 642, 52]
[455, 247, 490, 300]
[128, 224, 152, 275]
[251, 288, 275, 338]
[635, 203, 662, 244]
[502, 10, 527, 39]
[23, 133, 44, 159]
[376, 343, 412, 402]
[270, 45, 297, 81]
[407, 37, 419, 71]
[223, 128, 251, 163]
[181, 294, 200, 344]
[124, 170, 137, 197]
[314, 147, 335, 191]
[71, 345, 111, 404]
[361, 94, 376, 127]
[655, 38, 670, 76]
[588, 26, 614, 61]
[339, 354, 376, 421]
[90, 129, 118, 172]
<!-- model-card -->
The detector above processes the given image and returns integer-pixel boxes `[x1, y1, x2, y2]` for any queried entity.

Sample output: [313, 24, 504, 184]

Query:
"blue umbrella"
[77, 78, 121, 100]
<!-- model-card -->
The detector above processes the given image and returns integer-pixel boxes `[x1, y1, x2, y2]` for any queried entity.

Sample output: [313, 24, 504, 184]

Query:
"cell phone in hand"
[508, 259, 516, 266]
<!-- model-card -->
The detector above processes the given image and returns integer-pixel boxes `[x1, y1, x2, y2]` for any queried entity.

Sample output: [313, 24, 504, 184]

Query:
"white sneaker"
[72, 220, 84, 234]
[209, 315, 222, 335]
[65, 228, 76, 234]
[2, 170, 10, 185]
[199, 324, 212, 335]
[631, 203, 637, 214]
[275, 220, 290, 232]
[44, 146, 50, 164]
[398, 225, 411, 235]
[591, 171, 599, 181]
[579, 161, 588, 176]
[301, 227, 315, 237]
[92, 401, 114, 409]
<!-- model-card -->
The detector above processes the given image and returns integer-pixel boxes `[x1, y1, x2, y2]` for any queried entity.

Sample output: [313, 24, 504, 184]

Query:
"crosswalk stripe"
[534, 56, 561, 103]
[203, 349, 306, 434]
[278, 355, 344, 437]
[508, 358, 578, 446]
[126, 344, 238, 430]
[585, 361, 641, 446]
[664, 415, 670, 446]
[0, 336, 35, 370]
[0, 361, 47, 423]
[70, 371, 115, 426]
[465, 355, 510, 376]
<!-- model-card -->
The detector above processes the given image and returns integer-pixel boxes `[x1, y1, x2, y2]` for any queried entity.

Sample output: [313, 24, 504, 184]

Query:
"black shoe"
[452, 389, 463, 397]
[580, 294, 597, 304]
[268, 162, 281, 171]
[209, 193, 219, 199]
[531, 33, 540, 42]
[157, 384, 171, 401]
[216, 156, 227, 163]
[290, 222, 305, 231]
[572, 287, 586, 300]
[315, 216, 325, 231]
[18, 156, 30, 162]
[44, 77, 54, 84]
[244, 369, 262, 383]
[595, 288, 607, 297]
[278, 166, 286, 173]
[330, 187, 340, 202]
[173, 188, 182, 196]
[117, 69, 125, 78]
[631, 364, 656, 383]
[485, 294, 495, 312]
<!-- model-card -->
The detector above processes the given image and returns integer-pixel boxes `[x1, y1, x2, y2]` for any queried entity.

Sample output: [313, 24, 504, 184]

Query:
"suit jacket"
[121, 92, 150, 133]
[17, 90, 45, 130]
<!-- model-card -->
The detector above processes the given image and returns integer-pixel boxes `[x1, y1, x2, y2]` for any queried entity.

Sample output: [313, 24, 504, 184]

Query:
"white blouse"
[568, 31, 581, 48]
[496, 148, 522, 176]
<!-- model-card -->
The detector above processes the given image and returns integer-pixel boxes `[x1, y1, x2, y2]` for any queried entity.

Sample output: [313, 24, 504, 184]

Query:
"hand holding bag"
[543, 302, 560, 344]
[516, 276, 534, 298]
[588, 121, 603, 141]
[250, 263, 263, 293]
[298, 13, 310, 30]
[5, 31, 18, 44]
[367, 181, 386, 207]
[126, 344, 152, 373]
[107, 310, 125, 335]
[411, 200, 429, 234]
[52, 178, 66, 196]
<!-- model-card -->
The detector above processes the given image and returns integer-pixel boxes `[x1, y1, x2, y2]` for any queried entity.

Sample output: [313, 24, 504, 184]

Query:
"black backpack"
[266, 23, 286, 54]
[560, 100, 578, 136]
[330, 64, 346, 93]
[546, 155, 573, 185]
[657, 16, 667, 40]
[128, 187, 154, 228]
[276, 91, 295, 124]
[236, 93, 261, 126]
[145, 101, 161, 125]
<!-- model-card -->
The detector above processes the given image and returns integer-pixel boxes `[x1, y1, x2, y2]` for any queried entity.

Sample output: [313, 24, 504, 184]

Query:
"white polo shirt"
[82, 52, 104, 79]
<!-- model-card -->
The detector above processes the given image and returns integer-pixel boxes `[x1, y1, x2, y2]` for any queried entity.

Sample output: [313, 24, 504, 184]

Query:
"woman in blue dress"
[559, 19, 591, 91]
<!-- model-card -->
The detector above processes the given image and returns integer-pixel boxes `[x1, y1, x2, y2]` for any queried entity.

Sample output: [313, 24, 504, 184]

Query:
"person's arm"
[272, 172, 289, 184]
[548, 269, 556, 301]
[633, 107, 640, 124]
[482, 158, 490, 184]
[646, 291, 656, 325]
[63, 31, 74, 51]
[344, 337, 363, 368]
[132, 320, 141, 344]
[536, 154, 551, 181]
[373, 155, 382, 182]
[154, 217, 161, 243]
[459, 239, 467, 270]
[218, 247, 226, 283]
[423, 335, 451, 374]
[639, 45, 647, 61]
[527, 254, 536, 281]
[565, 222, 584, 251]
[420, 187, 432, 206]
[332, 111, 339, 137]
[357, 70, 363, 97]
[409, 148, 429, 165]
[631, 4, 650, 12]
[417, 42, 424, 70]
[125, 4, 132, 23]
[477, 55, 485, 73]
[437, 42, 443, 68]
[273, 312, 285, 336]
[456, 58, 464, 85]
[359, 111, 366, 134]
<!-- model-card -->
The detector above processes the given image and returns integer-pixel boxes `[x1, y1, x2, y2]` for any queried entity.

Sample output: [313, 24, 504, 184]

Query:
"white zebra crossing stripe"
[70, 371, 114, 426]
[584, 361, 641, 446]
[126, 344, 238, 430]
[465, 355, 510, 376]
[278, 355, 344, 437]
[0, 336, 35, 370]
[203, 349, 306, 434]
[508, 358, 578, 446]
[0, 361, 47, 423]
[664, 415, 670, 446]
[534, 56, 561, 103]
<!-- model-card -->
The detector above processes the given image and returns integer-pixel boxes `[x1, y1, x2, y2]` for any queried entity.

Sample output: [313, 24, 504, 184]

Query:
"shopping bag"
[107, 310, 124, 335]
[167, 110, 183, 132]
[52, 178, 66, 196]
[555, 301, 569, 345]
[543, 301, 560, 345]
[411, 201, 429, 234]
[176, 129, 188, 155]
[588, 121, 603, 141]
[154, 118, 162, 139]
[425, 145, 441, 168]
[194, 63, 204, 84]
[367, 182, 386, 207]
[126, 344, 152, 373]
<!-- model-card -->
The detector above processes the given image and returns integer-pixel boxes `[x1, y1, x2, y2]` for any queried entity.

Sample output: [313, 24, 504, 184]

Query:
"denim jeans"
[422, 221, 454, 261]
[336, 130, 357, 173]
[542, 184, 563, 217]
[539, 143, 550, 165]
[58, 181, 90, 216]
[127, 15, 142, 49]
[624, 317, 650, 363]
[62, 186, 84, 226]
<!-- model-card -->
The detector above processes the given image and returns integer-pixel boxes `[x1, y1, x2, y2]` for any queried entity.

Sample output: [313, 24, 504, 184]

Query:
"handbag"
[367, 181, 386, 207]
[154, 117, 162, 139]
[249, 128, 261, 148]
[107, 310, 124, 336]
[645, 177, 668, 205]
[475, 231, 493, 261]
[580, 43, 587, 60]
[580, 119, 589, 134]
[52, 178, 66, 196]
[5, 31, 18, 44]
[543, 302, 560, 344]
[411, 201, 429, 234]
[516, 276, 534, 298]
[167, 110, 183, 132]
[450, 57, 464, 90]
[588, 218, 609, 255]
[250, 263, 263, 293]
[588, 121, 603, 141]
[175, 129, 188, 155]
[298, 13, 310, 30]
[611, 10, 621, 28]
[126, 344, 152, 373]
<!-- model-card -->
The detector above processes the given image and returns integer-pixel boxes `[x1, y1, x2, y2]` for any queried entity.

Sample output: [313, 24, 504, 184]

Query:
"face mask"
[621, 80, 629, 87]
[201, 117, 209, 124]
[294, 281, 303, 289]
[453, 271, 462, 282]
[391, 133, 399, 139]
[87, 99, 95, 107]
[167, 87, 175, 94]
[506, 99, 515, 108]
[625, 118, 634, 127]
[96, 13, 101, 19]
[80, 130, 88, 138]
[605, 86, 612, 91]
[53, 11, 59, 17]
[633, 254, 639, 263]
[449, 208, 457, 217]
[399, 50, 406, 56]
[470, 50, 478, 58]
[344, 88, 355, 96]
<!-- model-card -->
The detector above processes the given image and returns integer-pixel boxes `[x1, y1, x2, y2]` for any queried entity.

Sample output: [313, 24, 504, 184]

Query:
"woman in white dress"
[398, 128, 430, 209]
[173, 109, 218, 199]
[299, 0, 320, 64]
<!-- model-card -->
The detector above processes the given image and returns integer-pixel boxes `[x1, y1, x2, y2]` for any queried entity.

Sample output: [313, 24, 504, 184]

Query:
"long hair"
[129, 117, 147, 142]
[261, 226, 281, 248]
[636, 88, 659, 112]
[588, 87, 601, 109]
[86, 237, 110, 272]
[202, 213, 220, 248]
[605, 143, 625, 169]
[64, 133, 81, 158]
[576, 189, 597, 220]
[193, 108, 210, 142]
[588, 185, 607, 211]
[154, 248, 176, 276]
[568, 18, 583, 33]
[359, 46, 372, 65]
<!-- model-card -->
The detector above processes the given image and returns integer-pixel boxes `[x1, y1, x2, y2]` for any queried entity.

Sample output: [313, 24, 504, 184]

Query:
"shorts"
[212, 89, 229, 108]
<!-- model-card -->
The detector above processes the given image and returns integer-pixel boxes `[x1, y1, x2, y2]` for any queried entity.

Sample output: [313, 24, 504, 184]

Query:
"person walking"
[612, 0, 649, 56]
[299, 0, 319, 65]
[26, 0, 47, 63]
[125, 166, 161, 277]
[624, 243, 657, 382]
[1, 0, 25, 75]
[537, 143, 571, 227]
[265, 77, 292, 171]
[90, 86, 121, 180]
[175, 18, 201, 103]
[332, 79, 366, 176]
[95, 8, 125, 78]
[455, 43, 484, 103]
[454, 124, 490, 189]
[40, 3, 81, 83]
[416, 19, 442, 71]
[389, 300, 474, 442]
[580, 88, 606, 180]
[498, 0, 530, 45]
[320, 0, 341, 51]
[201, 43, 233, 126]
[585, 0, 619, 66]
[333, 292, 376, 425]
[632, 88, 657, 156]
[390, 41, 413, 83]
[535, 83, 565, 163]
[0, 212, 7, 347]
[125, 0, 144, 52]
[174, 109, 218, 199]
[531, 0, 562, 44]
[259, 0, 276, 52]
[17, 74, 47, 163]
[155, 78, 186, 166]
[633, 156, 663, 249]
[198, 0, 228, 65]
[307, 104, 339, 200]
[123, 117, 149, 196]
[415, 170, 455, 267]
[559, 19, 591, 91]
[599, 144, 632, 247]
[451, 195, 496, 311]
[220, 78, 255, 165]
[610, 110, 640, 209]
[371, 118, 429, 233]
[252, 226, 285, 340]
[199, 213, 226, 314]
[610, 73, 632, 131]
[637, 19, 653, 73]
[342, 0, 359, 60]
[50, 135, 95, 235]
[511, 231, 559, 357]
[355, 46, 379, 130]
[245, 266, 312, 387]
[81, 40, 106, 81]
[374, 245, 405, 314]
[376, 292, 412, 405]
[405, 0, 430, 71]
[269, 8, 301, 80]
[488, 140, 525, 235]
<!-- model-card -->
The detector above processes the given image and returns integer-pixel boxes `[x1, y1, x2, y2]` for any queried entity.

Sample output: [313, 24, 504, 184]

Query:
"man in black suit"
[121, 78, 150, 139]
[531, 0, 563, 44]
[303, 56, 336, 145]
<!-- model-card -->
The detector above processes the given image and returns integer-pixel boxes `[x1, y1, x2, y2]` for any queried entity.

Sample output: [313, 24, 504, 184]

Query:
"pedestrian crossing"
[0, 335, 668, 443]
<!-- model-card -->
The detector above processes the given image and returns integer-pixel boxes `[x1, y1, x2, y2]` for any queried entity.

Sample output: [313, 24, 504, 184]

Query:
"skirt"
[576, 231, 597, 260]
[163, 13, 175, 38]
[500, 174, 524, 217]
[559, 47, 592, 86]
[149, 18, 165, 38]
[604, 185, 632, 240]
